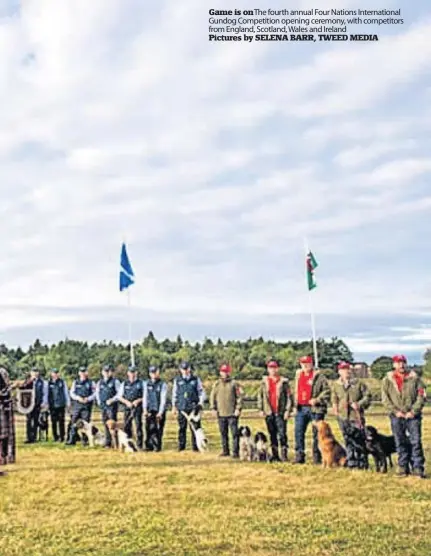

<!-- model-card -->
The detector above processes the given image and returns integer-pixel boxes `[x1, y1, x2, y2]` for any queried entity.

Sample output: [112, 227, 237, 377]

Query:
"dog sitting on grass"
[341, 420, 369, 470]
[238, 426, 255, 462]
[253, 432, 270, 462]
[365, 425, 397, 473]
[105, 420, 138, 452]
[313, 421, 347, 468]
[75, 419, 105, 448]
[181, 408, 208, 453]
[38, 410, 49, 442]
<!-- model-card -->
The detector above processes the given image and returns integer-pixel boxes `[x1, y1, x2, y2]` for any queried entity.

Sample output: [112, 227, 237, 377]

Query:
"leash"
[124, 406, 136, 427]
[180, 410, 198, 435]
[353, 407, 365, 430]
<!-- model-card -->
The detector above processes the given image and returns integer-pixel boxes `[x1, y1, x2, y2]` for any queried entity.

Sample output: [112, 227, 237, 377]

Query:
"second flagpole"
[304, 237, 319, 368]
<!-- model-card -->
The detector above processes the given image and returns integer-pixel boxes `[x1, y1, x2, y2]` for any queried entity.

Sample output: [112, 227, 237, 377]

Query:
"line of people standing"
[210, 355, 426, 478]
[6, 352, 428, 479]
[22, 360, 205, 452]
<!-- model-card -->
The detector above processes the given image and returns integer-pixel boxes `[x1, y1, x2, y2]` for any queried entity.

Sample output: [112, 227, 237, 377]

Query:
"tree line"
[0, 332, 428, 381]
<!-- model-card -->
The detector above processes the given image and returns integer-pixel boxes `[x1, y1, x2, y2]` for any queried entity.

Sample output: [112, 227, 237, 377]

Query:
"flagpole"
[127, 286, 135, 368]
[122, 237, 135, 368]
[304, 237, 319, 368]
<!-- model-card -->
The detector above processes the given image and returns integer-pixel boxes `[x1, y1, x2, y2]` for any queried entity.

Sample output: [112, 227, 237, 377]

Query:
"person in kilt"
[0, 367, 16, 476]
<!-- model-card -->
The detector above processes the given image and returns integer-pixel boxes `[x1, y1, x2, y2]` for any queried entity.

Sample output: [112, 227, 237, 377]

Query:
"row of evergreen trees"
[1, 333, 427, 381]
[0, 333, 354, 380]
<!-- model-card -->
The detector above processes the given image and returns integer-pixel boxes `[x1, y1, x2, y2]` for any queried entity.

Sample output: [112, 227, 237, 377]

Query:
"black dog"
[38, 410, 49, 442]
[342, 420, 369, 470]
[146, 415, 160, 452]
[365, 425, 397, 473]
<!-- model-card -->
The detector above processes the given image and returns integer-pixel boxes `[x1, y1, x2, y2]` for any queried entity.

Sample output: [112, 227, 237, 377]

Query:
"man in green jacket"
[210, 364, 242, 458]
[332, 361, 371, 469]
[257, 360, 293, 462]
[382, 354, 427, 478]
[292, 355, 331, 464]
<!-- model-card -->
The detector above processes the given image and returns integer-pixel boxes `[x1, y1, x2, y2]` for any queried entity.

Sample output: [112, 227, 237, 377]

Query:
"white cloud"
[0, 0, 430, 360]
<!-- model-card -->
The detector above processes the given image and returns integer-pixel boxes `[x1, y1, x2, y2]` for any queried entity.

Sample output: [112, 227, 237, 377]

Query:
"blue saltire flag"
[119, 243, 135, 291]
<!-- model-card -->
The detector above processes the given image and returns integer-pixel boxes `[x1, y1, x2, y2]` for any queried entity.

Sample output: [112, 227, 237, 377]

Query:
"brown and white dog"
[105, 420, 138, 452]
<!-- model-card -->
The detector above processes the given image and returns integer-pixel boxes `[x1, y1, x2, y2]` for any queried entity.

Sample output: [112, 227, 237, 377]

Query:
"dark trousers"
[218, 416, 239, 456]
[50, 407, 66, 441]
[70, 404, 92, 425]
[265, 414, 287, 452]
[338, 418, 368, 469]
[145, 411, 166, 451]
[26, 406, 41, 443]
[390, 415, 425, 472]
[124, 406, 143, 449]
[294, 406, 323, 462]
[178, 411, 198, 451]
[66, 404, 92, 445]
[101, 406, 118, 447]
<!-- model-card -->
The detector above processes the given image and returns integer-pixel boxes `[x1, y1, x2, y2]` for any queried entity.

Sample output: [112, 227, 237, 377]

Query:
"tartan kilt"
[0, 398, 16, 465]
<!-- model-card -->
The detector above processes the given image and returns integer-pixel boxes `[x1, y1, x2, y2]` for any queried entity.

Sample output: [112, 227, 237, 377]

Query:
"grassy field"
[1, 410, 430, 556]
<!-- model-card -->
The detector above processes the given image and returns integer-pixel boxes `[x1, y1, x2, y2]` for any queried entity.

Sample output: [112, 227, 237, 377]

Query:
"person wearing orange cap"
[332, 361, 371, 469]
[210, 364, 243, 458]
[292, 355, 330, 464]
[382, 355, 426, 478]
[257, 360, 293, 462]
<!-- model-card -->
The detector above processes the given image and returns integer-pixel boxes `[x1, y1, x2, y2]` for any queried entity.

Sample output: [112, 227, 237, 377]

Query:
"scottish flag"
[119, 243, 134, 291]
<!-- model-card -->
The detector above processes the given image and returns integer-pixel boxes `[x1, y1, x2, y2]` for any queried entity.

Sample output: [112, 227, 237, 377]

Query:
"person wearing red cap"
[292, 355, 331, 464]
[332, 361, 371, 469]
[257, 360, 293, 462]
[210, 364, 243, 458]
[382, 355, 427, 478]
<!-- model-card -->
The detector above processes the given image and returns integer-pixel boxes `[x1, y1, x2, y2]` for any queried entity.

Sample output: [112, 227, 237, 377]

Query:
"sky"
[0, 0, 430, 363]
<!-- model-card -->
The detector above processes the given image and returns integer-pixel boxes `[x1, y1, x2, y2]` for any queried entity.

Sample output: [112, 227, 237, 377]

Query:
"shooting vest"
[34, 378, 45, 407]
[122, 379, 144, 402]
[98, 377, 117, 410]
[48, 378, 66, 409]
[146, 379, 165, 412]
[175, 375, 199, 412]
[73, 379, 94, 409]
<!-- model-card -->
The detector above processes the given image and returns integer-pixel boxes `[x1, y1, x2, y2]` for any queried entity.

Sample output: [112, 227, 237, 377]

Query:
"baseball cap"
[267, 360, 279, 369]
[337, 361, 351, 370]
[220, 364, 232, 373]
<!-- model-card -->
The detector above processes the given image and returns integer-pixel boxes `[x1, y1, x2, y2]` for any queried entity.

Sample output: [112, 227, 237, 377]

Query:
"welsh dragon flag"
[306, 251, 318, 290]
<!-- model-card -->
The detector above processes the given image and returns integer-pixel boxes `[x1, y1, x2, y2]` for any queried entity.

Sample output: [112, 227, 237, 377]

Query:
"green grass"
[1, 411, 430, 555]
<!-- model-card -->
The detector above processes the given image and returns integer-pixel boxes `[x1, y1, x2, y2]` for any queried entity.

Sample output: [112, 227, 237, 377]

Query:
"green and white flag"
[306, 251, 318, 291]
